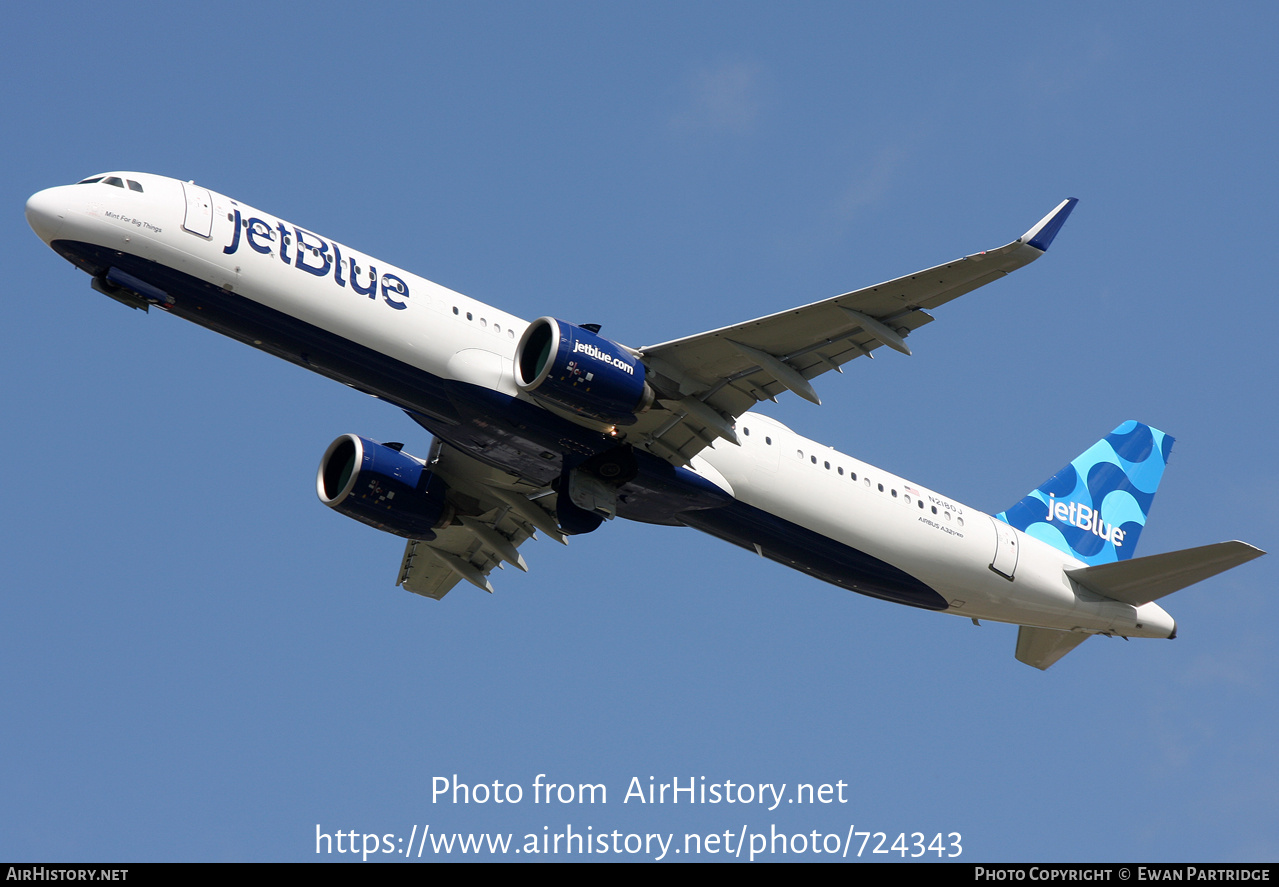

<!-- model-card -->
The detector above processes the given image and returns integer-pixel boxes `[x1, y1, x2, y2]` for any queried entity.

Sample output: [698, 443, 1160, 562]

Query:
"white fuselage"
[25, 172, 1176, 640]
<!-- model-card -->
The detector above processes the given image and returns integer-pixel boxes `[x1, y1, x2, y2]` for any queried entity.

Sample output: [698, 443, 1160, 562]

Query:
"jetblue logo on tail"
[1043, 494, 1126, 547]
[996, 421, 1173, 566]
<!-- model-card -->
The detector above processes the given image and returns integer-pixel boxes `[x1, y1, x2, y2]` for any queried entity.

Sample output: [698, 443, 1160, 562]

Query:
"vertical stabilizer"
[997, 421, 1173, 565]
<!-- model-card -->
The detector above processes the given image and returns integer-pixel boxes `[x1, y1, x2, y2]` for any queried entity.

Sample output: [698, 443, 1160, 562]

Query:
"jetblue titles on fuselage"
[222, 207, 410, 310]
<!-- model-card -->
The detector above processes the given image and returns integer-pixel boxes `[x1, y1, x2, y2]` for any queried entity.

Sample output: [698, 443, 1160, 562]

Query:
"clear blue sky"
[4, 2, 1275, 862]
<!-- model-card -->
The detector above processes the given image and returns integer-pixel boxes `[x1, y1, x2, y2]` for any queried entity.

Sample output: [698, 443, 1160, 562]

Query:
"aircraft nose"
[26, 187, 67, 244]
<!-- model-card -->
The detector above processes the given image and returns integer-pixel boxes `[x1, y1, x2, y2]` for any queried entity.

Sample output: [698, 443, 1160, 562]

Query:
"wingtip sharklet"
[1021, 197, 1078, 252]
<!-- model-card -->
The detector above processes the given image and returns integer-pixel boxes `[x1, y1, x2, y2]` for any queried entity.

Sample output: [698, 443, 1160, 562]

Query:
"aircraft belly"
[677, 502, 948, 609]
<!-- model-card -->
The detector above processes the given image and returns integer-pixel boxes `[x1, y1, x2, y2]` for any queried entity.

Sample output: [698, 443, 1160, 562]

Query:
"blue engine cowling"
[515, 317, 654, 425]
[316, 435, 452, 539]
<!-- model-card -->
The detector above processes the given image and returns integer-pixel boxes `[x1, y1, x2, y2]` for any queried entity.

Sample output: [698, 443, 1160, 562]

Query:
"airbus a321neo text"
[26, 173, 1263, 669]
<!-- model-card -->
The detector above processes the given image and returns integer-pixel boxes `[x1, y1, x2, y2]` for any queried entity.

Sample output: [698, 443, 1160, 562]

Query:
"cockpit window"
[75, 174, 145, 192]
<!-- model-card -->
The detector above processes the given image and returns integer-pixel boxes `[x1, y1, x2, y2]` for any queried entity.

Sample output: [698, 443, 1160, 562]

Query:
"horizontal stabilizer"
[1016, 626, 1090, 670]
[1065, 541, 1264, 606]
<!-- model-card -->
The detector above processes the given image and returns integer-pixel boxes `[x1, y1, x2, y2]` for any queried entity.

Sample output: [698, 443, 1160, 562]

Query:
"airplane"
[25, 172, 1263, 669]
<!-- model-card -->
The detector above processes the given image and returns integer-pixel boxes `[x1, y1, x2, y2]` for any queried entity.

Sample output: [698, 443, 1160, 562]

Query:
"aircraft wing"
[629, 199, 1077, 465]
[396, 439, 565, 599]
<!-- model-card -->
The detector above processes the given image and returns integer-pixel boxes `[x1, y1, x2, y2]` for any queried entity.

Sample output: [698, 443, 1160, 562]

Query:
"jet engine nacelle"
[317, 434, 452, 539]
[515, 317, 654, 425]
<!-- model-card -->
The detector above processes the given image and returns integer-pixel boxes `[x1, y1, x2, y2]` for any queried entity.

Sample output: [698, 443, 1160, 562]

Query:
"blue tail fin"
[996, 421, 1174, 565]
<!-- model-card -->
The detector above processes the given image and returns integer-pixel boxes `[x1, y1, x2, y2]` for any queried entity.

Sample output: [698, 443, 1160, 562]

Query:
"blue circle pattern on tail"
[996, 421, 1174, 566]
